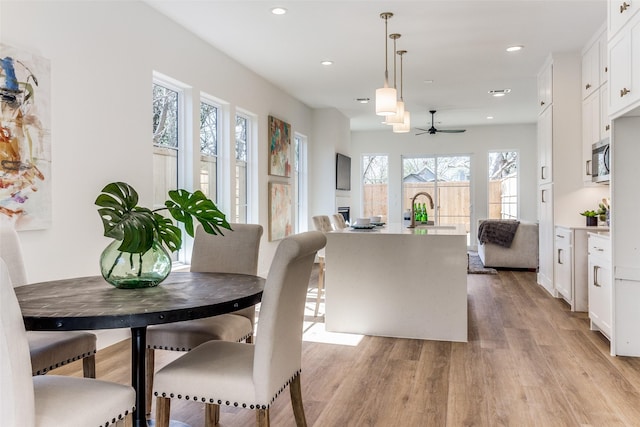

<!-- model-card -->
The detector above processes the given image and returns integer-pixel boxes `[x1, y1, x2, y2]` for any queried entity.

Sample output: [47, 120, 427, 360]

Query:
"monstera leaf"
[96, 182, 231, 254]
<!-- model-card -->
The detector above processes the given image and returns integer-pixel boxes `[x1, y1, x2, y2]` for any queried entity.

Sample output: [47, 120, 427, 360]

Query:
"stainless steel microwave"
[592, 138, 610, 183]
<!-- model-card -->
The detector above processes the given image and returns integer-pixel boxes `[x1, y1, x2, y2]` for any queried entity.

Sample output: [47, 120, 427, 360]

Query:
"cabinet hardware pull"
[621, 87, 631, 97]
[556, 234, 565, 238]
[541, 166, 546, 180]
[593, 265, 601, 287]
[621, 1, 630, 13]
[586, 159, 592, 175]
[606, 124, 610, 131]
[540, 100, 545, 106]
[558, 249, 563, 264]
[605, 66, 608, 73]
[586, 83, 592, 90]
[541, 189, 547, 203]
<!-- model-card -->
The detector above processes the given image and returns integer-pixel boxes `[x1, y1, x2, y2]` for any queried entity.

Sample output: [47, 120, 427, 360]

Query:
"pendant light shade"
[393, 50, 410, 133]
[385, 33, 405, 124]
[375, 13, 397, 116]
[393, 110, 411, 133]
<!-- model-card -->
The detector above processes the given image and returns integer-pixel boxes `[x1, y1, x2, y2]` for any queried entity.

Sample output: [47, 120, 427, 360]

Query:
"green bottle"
[421, 203, 427, 222]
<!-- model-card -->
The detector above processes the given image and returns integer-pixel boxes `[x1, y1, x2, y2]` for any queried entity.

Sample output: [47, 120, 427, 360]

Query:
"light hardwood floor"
[50, 268, 640, 426]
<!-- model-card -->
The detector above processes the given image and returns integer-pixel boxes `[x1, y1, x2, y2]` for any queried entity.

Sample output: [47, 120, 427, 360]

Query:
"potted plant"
[580, 209, 598, 227]
[95, 181, 231, 288]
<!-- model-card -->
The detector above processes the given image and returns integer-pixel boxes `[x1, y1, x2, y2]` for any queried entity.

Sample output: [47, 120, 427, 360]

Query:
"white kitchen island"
[324, 223, 468, 342]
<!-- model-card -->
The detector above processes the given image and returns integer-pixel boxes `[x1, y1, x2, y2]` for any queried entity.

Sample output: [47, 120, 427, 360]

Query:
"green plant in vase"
[580, 209, 598, 226]
[95, 181, 231, 288]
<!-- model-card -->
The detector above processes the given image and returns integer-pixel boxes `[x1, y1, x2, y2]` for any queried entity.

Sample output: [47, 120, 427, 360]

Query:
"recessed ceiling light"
[489, 89, 511, 97]
[355, 97, 370, 104]
[321, 60, 333, 66]
[487, 116, 494, 120]
[424, 79, 434, 84]
[271, 7, 287, 15]
[506, 45, 523, 52]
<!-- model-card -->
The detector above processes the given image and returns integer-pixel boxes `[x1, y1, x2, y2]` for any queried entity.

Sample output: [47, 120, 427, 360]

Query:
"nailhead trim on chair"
[155, 370, 302, 410]
[147, 333, 253, 352]
[100, 408, 134, 427]
[33, 349, 97, 375]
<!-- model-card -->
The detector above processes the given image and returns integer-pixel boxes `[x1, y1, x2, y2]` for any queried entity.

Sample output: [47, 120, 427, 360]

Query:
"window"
[402, 155, 471, 236]
[362, 155, 388, 218]
[488, 151, 518, 219]
[294, 134, 308, 233]
[200, 100, 218, 202]
[152, 80, 182, 260]
[152, 82, 180, 209]
[234, 113, 249, 223]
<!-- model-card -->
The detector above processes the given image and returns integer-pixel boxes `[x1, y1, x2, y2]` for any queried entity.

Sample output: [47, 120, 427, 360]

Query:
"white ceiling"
[145, 0, 607, 132]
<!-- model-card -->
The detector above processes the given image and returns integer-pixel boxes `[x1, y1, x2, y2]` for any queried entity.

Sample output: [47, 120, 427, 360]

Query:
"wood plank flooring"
[50, 268, 640, 426]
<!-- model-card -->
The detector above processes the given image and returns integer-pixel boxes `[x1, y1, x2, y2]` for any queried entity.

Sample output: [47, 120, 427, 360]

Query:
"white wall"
[1, 1, 347, 281]
[351, 124, 538, 247]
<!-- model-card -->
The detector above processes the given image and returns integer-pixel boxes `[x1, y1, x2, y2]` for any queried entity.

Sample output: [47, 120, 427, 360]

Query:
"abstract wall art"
[268, 115, 291, 177]
[268, 182, 292, 241]
[0, 45, 51, 230]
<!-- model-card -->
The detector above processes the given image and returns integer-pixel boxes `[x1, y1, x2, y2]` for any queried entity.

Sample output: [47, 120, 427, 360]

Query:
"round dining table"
[15, 271, 265, 427]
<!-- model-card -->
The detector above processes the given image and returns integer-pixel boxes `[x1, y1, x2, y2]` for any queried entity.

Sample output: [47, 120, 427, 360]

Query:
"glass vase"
[100, 239, 172, 289]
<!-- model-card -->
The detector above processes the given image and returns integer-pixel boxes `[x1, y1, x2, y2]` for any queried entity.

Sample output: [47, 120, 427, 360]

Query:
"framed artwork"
[268, 115, 291, 177]
[268, 182, 292, 241]
[0, 45, 52, 230]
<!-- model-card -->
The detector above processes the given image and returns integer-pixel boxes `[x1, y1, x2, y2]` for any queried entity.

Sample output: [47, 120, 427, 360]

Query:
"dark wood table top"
[15, 272, 265, 331]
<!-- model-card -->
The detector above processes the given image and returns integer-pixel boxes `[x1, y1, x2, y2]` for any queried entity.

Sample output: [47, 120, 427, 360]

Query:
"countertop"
[329, 223, 467, 236]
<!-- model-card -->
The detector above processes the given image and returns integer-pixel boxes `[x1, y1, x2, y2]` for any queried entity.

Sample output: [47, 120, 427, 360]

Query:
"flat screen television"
[336, 153, 351, 191]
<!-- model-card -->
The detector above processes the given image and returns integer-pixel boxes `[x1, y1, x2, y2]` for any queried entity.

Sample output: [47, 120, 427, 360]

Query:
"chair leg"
[156, 396, 171, 427]
[82, 354, 96, 378]
[205, 403, 220, 427]
[256, 408, 270, 427]
[246, 334, 253, 344]
[289, 375, 308, 427]
[315, 257, 325, 317]
[146, 348, 155, 415]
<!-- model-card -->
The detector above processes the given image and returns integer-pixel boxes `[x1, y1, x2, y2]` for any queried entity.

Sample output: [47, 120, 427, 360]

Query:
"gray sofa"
[477, 219, 539, 269]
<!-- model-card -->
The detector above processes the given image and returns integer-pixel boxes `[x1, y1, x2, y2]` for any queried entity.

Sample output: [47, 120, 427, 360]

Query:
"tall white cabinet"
[607, 0, 640, 357]
[536, 54, 583, 296]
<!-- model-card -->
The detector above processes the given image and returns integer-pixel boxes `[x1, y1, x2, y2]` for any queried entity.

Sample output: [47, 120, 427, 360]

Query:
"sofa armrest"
[477, 219, 539, 269]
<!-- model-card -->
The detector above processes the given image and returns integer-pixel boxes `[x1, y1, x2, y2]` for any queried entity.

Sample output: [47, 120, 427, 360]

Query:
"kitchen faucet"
[408, 191, 435, 228]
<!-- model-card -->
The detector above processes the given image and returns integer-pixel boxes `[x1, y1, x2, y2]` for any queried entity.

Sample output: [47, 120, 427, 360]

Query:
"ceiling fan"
[415, 110, 467, 135]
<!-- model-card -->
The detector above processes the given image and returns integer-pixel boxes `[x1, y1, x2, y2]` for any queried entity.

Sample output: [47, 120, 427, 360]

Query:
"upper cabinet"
[538, 58, 553, 114]
[583, 38, 601, 99]
[609, 0, 640, 38]
[609, 6, 640, 118]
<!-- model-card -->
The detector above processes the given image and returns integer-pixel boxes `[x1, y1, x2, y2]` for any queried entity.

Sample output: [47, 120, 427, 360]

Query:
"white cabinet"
[608, 10, 640, 118]
[609, 0, 640, 38]
[537, 59, 553, 114]
[538, 105, 553, 185]
[538, 183, 554, 295]
[582, 38, 600, 99]
[554, 227, 591, 311]
[588, 233, 612, 339]
[600, 85, 611, 140]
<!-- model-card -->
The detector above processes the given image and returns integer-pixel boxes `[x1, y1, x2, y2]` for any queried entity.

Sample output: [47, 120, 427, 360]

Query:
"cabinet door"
[538, 184, 554, 295]
[600, 31, 609, 84]
[609, 0, 640, 38]
[537, 105, 553, 185]
[609, 26, 632, 116]
[588, 256, 612, 338]
[600, 85, 611, 140]
[538, 60, 552, 113]
[582, 91, 600, 183]
[554, 229, 572, 302]
[582, 40, 599, 99]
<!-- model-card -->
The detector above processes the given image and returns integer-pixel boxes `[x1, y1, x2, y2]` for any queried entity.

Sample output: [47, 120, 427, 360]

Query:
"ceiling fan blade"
[436, 129, 466, 133]
[415, 131, 429, 136]
[415, 127, 430, 132]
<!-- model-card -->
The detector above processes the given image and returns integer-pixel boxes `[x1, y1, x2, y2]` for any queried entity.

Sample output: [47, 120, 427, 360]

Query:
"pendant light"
[375, 12, 397, 116]
[385, 33, 405, 125]
[393, 50, 411, 133]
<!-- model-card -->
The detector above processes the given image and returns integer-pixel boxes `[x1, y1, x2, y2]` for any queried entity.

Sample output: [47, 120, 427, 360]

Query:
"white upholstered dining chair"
[153, 231, 326, 427]
[145, 223, 263, 413]
[0, 258, 136, 427]
[0, 222, 97, 377]
[311, 215, 332, 316]
[330, 213, 347, 230]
